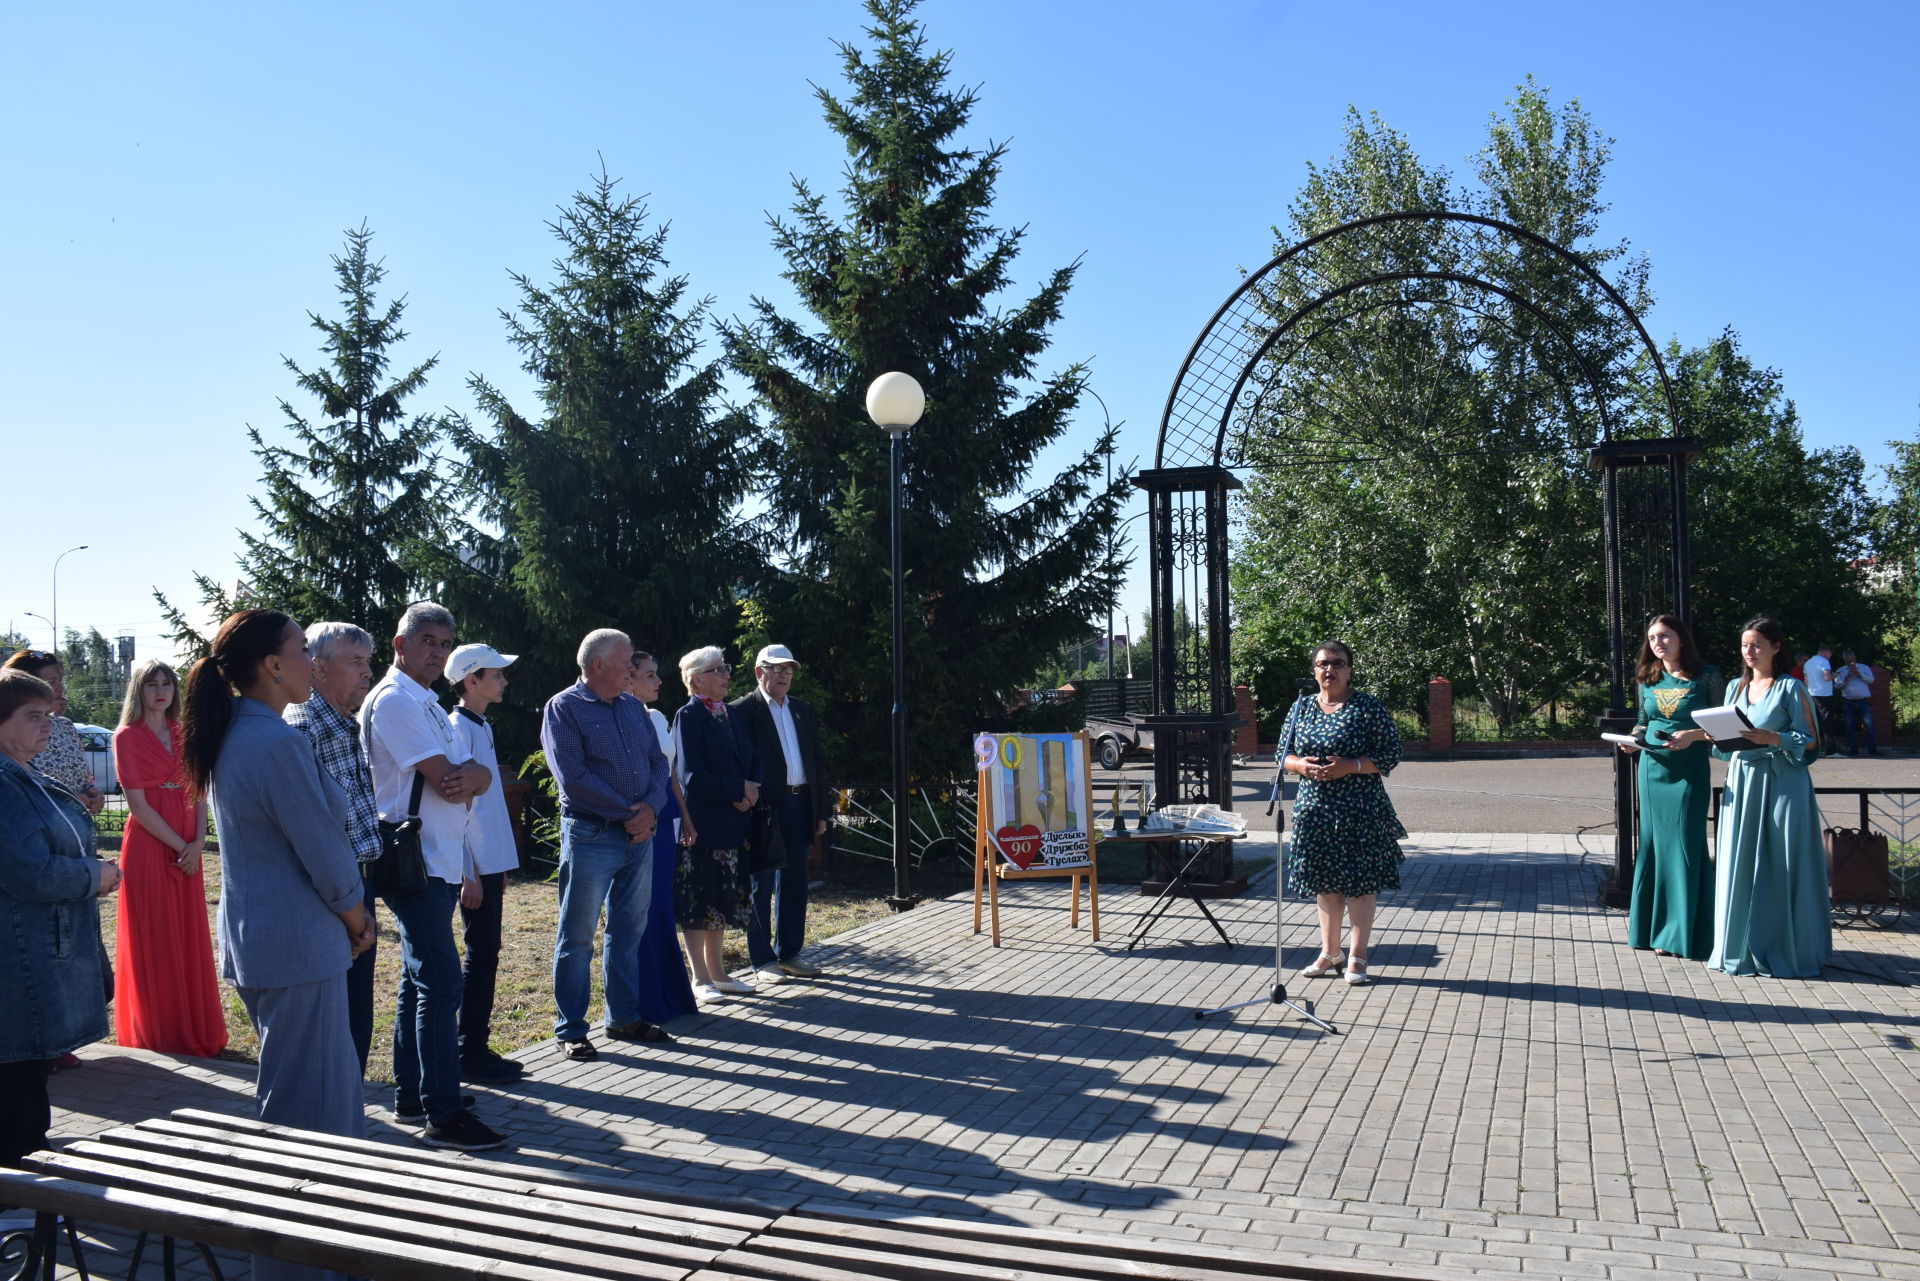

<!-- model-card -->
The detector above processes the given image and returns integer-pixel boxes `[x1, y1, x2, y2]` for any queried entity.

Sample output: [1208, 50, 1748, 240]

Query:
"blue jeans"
[552, 816, 653, 1040]
[1844, 699, 1877, 754]
[382, 879, 463, 1124]
[345, 877, 377, 1073]
[748, 789, 813, 967]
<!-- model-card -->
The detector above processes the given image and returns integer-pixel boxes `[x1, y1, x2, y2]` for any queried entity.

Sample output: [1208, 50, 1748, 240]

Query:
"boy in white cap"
[446, 643, 525, 1084]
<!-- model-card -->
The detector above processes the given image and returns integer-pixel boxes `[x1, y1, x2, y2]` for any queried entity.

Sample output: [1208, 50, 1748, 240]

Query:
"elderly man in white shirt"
[361, 602, 506, 1153]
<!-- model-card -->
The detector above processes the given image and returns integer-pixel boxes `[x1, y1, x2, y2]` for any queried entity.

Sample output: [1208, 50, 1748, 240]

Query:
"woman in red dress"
[111, 660, 228, 1057]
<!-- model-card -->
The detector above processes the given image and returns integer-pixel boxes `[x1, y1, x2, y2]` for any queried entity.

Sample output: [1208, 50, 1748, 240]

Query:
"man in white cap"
[446, 642, 526, 1084]
[730, 644, 830, 982]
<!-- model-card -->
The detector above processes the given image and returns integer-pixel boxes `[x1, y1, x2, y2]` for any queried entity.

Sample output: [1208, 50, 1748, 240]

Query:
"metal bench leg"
[60, 1216, 90, 1281]
[196, 1240, 225, 1281]
[128, 1231, 149, 1280]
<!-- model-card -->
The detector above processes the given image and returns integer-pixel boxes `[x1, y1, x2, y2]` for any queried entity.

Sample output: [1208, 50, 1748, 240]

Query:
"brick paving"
[42, 832, 1920, 1279]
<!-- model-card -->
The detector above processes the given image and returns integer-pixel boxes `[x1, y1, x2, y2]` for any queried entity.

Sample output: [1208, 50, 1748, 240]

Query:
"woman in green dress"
[1279, 640, 1406, 987]
[1619, 614, 1722, 960]
[1708, 616, 1830, 978]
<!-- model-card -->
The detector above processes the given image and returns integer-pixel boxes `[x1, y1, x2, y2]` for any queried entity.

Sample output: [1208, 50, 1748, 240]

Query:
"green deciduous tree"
[1234, 83, 1637, 733]
[158, 225, 449, 656]
[722, 0, 1128, 781]
[447, 170, 755, 750]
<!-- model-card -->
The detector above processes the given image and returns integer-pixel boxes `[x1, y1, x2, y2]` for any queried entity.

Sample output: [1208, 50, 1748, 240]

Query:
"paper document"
[1691, 704, 1762, 751]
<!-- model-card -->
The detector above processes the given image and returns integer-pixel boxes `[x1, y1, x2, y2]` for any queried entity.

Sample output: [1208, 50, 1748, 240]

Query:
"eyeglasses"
[13, 650, 56, 662]
[1313, 659, 1350, 669]
[697, 664, 731, 675]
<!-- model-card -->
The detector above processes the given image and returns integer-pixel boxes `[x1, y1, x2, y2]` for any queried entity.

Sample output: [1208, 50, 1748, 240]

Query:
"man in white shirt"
[361, 602, 506, 1152]
[1802, 644, 1837, 745]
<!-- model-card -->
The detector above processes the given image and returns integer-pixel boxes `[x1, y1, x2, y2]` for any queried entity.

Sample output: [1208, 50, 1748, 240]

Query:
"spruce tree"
[447, 169, 754, 745]
[723, 0, 1128, 781]
[157, 224, 448, 654]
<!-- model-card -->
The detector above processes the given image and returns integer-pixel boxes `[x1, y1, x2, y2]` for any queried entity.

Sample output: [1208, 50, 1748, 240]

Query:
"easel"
[972, 730, 1100, 946]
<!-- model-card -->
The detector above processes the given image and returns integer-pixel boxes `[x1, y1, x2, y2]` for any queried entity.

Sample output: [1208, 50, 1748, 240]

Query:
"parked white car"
[72, 723, 119, 795]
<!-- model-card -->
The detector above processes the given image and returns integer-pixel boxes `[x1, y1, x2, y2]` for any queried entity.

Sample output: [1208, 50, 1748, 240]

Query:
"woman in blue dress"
[1279, 640, 1406, 987]
[1709, 616, 1830, 978]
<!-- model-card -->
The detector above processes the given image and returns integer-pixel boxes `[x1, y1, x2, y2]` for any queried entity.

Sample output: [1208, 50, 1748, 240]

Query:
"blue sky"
[5, 0, 1914, 660]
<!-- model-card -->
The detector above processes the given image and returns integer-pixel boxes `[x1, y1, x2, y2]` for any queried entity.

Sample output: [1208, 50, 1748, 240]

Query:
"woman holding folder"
[1707, 616, 1829, 978]
[1618, 615, 1721, 960]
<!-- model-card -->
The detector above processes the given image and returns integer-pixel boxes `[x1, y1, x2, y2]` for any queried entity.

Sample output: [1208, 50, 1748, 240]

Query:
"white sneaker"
[712, 977, 757, 995]
[694, 983, 729, 1005]
[754, 964, 790, 985]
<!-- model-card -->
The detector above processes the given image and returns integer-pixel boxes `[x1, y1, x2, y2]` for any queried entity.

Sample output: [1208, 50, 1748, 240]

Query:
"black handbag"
[748, 803, 788, 874]
[369, 769, 429, 897]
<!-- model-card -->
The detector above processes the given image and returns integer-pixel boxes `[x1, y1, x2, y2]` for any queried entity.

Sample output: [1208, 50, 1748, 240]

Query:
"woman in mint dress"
[1622, 615, 1722, 960]
[1709, 616, 1830, 978]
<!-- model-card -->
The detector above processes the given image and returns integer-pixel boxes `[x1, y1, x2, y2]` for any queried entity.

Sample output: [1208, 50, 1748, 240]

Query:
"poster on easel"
[971, 730, 1099, 945]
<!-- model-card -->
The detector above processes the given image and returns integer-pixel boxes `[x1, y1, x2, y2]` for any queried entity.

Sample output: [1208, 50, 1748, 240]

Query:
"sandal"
[1344, 957, 1371, 986]
[1299, 952, 1344, 978]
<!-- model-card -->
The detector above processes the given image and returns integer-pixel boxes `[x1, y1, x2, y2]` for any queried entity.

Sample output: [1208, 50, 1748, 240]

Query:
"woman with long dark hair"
[1618, 615, 1722, 960]
[181, 610, 372, 1280]
[1278, 639, 1406, 986]
[111, 659, 227, 1056]
[1708, 615, 1829, 978]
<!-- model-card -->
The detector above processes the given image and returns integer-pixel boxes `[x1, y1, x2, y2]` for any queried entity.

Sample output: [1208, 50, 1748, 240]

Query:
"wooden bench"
[0, 1110, 1473, 1281]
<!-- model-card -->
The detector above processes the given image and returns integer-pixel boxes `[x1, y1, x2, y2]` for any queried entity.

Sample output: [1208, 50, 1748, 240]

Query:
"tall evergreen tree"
[447, 170, 754, 748]
[723, 0, 1128, 781]
[157, 224, 448, 654]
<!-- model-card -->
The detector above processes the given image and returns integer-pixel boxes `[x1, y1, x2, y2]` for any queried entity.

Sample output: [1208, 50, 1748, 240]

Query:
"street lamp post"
[24, 613, 54, 651]
[52, 544, 88, 648]
[866, 372, 925, 912]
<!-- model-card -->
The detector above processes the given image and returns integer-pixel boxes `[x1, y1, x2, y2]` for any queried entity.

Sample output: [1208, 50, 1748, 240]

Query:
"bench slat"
[21, 1153, 696, 1281]
[776, 1208, 1482, 1281]
[75, 1130, 748, 1249]
[167, 1108, 787, 1221]
[0, 1172, 609, 1281]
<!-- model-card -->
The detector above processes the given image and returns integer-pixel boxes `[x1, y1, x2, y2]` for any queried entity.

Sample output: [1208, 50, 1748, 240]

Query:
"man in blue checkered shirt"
[284, 620, 383, 1072]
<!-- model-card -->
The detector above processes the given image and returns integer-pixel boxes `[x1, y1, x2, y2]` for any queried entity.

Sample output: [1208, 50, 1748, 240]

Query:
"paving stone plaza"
[47, 831, 1920, 1280]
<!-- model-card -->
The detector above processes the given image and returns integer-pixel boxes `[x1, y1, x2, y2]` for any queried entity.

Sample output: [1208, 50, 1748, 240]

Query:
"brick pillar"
[1870, 665, 1894, 751]
[1428, 677, 1454, 755]
[1234, 684, 1260, 756]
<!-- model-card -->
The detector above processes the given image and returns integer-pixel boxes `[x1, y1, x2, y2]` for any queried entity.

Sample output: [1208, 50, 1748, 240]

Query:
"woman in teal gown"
[1709, 616, 1830, 978]
[1623, 614, 1722, 960]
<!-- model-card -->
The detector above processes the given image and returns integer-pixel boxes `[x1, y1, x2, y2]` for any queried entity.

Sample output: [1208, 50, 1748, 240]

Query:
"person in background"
[1835, 649, 1880, 758]
[626, 651, 698, 1022]
[543, 629, 672, 1058]
[283, 622, 382, 1072]
[729, 645, 830, 986]
[0, 668, 119, 1166]
[3, 648, 111, 1071]
[1278, 639, 1406, 987]
[1708, 616, 1829, 978]
[445, 642, 527, 1085]
[673, 647, 759, 1004]
[111, 659, 226, 1057]
[1616, 615, 1721, 960]
[1801, 642, 1838, 746]
[362, 602, 505, 1151]
[1, 651, 105, 816]
[180, 610, 370, 1281]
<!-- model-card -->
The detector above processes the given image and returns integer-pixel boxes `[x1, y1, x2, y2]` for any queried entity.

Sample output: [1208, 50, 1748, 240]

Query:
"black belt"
[786, 785, 809, 794]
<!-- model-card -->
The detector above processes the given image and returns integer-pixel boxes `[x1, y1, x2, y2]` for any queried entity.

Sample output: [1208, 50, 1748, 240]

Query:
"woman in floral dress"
[1279, 640, 1406, 986]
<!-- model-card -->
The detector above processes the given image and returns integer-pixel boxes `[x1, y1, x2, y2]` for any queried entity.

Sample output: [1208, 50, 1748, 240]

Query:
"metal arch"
[1223, 270, 1621, 465]
[1232, 291, 1598, 469]
[1156, 209, 1685, 467]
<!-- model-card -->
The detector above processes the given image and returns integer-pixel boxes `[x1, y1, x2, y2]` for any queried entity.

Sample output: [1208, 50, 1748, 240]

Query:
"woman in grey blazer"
[182, 610, 373, 1281]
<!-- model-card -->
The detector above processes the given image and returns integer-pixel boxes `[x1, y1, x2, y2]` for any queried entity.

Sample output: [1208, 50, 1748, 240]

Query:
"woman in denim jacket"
[0, 668, 121, 1166]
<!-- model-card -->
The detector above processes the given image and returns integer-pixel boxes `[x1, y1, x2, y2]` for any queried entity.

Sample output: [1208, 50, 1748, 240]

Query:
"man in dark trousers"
[731, 644, 830, 984]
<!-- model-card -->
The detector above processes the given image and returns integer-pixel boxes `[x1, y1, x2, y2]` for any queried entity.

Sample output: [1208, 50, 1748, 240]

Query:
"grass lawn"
[92, 838, 1267, 1077]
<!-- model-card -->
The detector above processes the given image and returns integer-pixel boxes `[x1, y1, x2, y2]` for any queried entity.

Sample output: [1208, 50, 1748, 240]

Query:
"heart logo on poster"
[995, 824, 1043, 868]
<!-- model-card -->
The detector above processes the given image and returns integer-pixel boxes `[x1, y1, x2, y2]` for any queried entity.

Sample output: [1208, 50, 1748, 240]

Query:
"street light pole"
[866, 372, 925, 913]
[25, 613, 54, 651]
[52, 544, 88, 649]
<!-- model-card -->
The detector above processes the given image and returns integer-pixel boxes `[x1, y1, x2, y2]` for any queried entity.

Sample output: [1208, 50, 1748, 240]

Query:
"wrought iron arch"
[1140, 210, 1697, 900]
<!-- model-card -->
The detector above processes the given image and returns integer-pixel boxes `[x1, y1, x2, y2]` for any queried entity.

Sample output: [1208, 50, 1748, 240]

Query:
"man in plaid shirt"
[285, 620, 383, 1072]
